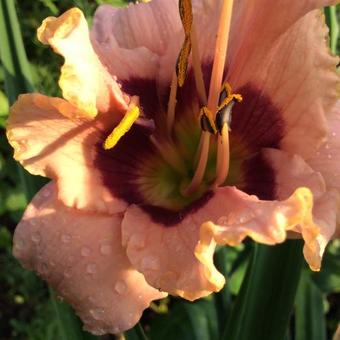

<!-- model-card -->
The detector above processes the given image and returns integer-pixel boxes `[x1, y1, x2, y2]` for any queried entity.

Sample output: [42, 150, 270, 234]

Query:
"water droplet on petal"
[14, 238, 25, 250]
[100, 243, 112, 255]
[61, 234, 71, 243]
[115, 280, 128, 295]
[141, 255, 160, 271]
[328, 154, 332, 159]
[31, 231, 41, 243]
[81, 246, 91, 257]
[29, 219, 37, 226]
[129, 234, 146, 249]
[38, 262, 49, 274]
[325, 144, 330, 149]
[86, 263, 97, 274]
[64, 269, 72, 278]
[332, 131, 336, 137]
[42, 189, 51, 198]
[217, 216, 228, 225]
[90, 308, 104, 321]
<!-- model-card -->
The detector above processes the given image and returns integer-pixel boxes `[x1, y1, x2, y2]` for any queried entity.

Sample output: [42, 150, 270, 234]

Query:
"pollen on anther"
[103, 106, 140, 150]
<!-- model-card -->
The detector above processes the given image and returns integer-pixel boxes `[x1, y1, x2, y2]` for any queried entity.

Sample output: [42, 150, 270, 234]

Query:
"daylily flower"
[7, 0, 340, 335]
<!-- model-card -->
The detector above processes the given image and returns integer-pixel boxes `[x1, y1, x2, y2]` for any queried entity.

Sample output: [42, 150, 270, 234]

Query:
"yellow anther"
[103, 106, 140, 150]
[176, 0, 193, 87]
[199, 106, 217, 134]
[217, 83, 243, 112]
[176, 37, 191, 87]
[179, 0, 193, 35]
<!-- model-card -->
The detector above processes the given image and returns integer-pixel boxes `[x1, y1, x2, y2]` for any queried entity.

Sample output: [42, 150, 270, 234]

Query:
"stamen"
[185, 0, 234, 194]
[199, 107, 217, 134]
[182, 131, 210, 196]
[176, 0, 193, 87]
[215, 89, 242, 186]
[103, 97, 140, 150]
[166, 72, 178, 136]
[208, 0, 234, 112]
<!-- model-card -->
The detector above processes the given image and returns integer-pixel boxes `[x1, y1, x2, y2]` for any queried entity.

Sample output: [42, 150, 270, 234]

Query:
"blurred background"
[0, 1, 339, 339]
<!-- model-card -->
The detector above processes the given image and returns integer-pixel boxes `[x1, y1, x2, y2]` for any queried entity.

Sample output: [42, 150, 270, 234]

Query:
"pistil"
[184, 0, 234, 194]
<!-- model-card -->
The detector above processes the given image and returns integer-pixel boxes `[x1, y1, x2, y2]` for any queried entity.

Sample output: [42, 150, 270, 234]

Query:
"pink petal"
[264, 148, 339, 269]
[13, 183, 166, 335]
[122, 202, 224, 301]
[91, 0, 181, 81]
[122, 180, 330, 299]
[228, 9, 339, 157]
[38, 8, 128, 116]
[307, 102, 340, 195]
[7, 94, 128, 213]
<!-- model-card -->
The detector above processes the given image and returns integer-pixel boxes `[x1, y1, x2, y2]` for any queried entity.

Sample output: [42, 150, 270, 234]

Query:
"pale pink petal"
[38, 7, 128, 116]
[91, 0, 181, 81]
[122, 179, 329, 299]
[13, 183, 166, 335]
[122, 202, 224, 301]
[228, 9, 339, 157]
[307, 101, 340, 238]
[7, 94, 127, 213]
[264, 148, 339, 269]
[307, 102, 340, 194]
[195, 186, 330, 288]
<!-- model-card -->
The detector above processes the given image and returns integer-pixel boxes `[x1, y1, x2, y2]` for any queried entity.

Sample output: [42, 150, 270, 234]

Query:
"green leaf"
[325, 6, 339, 54]
[223, 241, 303, 340]
[0, 0, 34, 103]
[0, 0, 44, 201]
[0, 90, 9, 116]
[295, 270, 326, 340]
[49, 289, 97, 340]
[150, 298, 218, 340]
[125, 323, 149, 340]
[311, 241, 340, 293]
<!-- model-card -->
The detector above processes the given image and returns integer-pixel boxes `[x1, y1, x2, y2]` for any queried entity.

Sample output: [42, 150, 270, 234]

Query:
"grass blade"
[223, 241, 303, 340]
[295, 270, 326, 340]
[324, 6, 339, 55]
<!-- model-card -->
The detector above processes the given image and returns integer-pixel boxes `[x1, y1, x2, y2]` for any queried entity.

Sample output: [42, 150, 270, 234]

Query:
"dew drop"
[81, 246, 91, 257]
[100, 243, 112, 255]
[86, 263, 97, 274]
[115, 280, 128, 295]
[38, 262, 49, 274]
[42, 189, 51, 198]
[328, 154, 332, 159]
[141, 256, 160, 271]
[61, 233, 71, 243]
[89, 308, 104, 321]
[332, 131, 336, 137]
[217, 216, 228, 225]
[14, 238, 25, 250]
[325, 144, 330, 149]
[31, 231, 41, 243]
[129, 234, 146, 249]
[29, 219, 37, 226]
[64, 269, 72, 278]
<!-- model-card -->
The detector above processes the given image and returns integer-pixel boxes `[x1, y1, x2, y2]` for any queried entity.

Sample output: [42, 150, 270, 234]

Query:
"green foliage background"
[0, 1, 339, 340]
